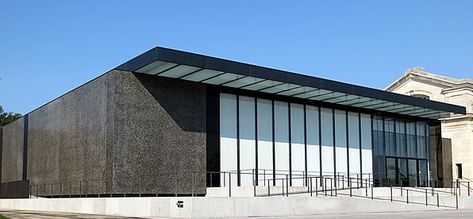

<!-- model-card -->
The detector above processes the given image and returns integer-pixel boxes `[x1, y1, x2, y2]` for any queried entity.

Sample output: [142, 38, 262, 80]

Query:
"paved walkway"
[262, 209, 473, 219]
[0, 210, 143, 219]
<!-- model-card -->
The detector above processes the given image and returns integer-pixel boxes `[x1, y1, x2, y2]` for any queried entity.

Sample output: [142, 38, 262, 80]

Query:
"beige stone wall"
[442, 117, 473, 179]
[388, 70, 473, 180]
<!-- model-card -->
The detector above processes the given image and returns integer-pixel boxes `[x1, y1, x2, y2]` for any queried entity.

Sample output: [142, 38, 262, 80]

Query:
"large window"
[218, 92, 376, 187]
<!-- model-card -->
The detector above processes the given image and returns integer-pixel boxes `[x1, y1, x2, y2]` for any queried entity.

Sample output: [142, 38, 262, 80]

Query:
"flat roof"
[115, 46, 466, 119]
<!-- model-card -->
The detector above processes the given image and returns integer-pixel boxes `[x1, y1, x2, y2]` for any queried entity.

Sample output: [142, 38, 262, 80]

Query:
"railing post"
[469, 182, 471, 196]
[365, 179, 368, 197]
[192, 173, 195, 197]
[456, 187, 459, 210]
[79, 181, 82, 197]
[458, 179, 461, 196]
[310, 177, 313, 197]
[263, 170, 266, 186]
[349, 178, 352, 197]
[330, 178, 333, 197]
[229, 173, 232, 197]
[356, 174, 359, 189]
[425, 189, 428, 206]
[390, 185, 393, 202]
[286, 174, 289, 197]
[267, 179, 270, 196]
[324, 178, 327, 197]
[437, 193, 439, 208]
[407, 189, 409, 204]
[316, 177, 318, 197]
[371, 185, 373, 200]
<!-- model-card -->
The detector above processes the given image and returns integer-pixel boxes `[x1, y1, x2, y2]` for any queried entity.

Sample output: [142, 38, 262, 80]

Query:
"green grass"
[0, 215, 9, 219]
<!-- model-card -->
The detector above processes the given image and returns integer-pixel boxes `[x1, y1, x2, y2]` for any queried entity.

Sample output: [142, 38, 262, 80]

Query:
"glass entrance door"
[408, 159, 418, 187]
[386, 157, 427, 187]
[398, 158, 408, 186]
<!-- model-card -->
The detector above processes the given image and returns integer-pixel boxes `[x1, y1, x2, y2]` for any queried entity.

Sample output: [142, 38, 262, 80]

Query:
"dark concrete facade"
[1, 70, 207, 195]
[1, 118, 24, 183]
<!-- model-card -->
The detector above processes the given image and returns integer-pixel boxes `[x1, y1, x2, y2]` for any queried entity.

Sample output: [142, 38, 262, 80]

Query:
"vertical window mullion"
[346, 111, 350, 183]
[288, 102, 292, 186]
[359, 113, 363, 183]
[271, 100, 276, 186]
[254, 97, 258, 186]
[304, 104, 308, 187]
[236, 95, 241, 186]
[318, 107, 322, 180]
[332, 109, 336, 180]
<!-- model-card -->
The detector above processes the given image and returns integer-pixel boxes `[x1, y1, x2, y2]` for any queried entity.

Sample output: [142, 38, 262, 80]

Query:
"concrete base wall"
[0, 195, 464, 218]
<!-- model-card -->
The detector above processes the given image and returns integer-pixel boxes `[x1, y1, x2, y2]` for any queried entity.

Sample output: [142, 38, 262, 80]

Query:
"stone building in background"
[386, 67, 473, 181]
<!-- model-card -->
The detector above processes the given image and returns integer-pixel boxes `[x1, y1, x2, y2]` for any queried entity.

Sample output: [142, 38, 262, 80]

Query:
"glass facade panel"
[406, 122, 416, 158]
[334, 110, 347, 177]
[371, 114, 431, 187]
[372, 115, 384, 185]
[321, 108, 334, 175]
[419, 160, 428, 187]
[348, 112, 360, 175]
[217, 92, 436, 188]
[385, 118, 395, 156]
[360, 114, 372, 176]
[395, 120, 407, 157]
[386, 158, 396, 185]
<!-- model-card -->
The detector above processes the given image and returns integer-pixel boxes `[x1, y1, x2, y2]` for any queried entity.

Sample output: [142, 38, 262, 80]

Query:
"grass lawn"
[0, 215, 9, 219]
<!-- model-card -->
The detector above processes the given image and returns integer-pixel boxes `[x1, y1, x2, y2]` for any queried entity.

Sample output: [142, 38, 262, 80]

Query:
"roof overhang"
[115, 47, 466, 120]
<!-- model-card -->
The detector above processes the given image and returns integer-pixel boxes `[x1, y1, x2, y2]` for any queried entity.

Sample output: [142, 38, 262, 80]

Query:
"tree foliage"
[0, 105, 22, 126]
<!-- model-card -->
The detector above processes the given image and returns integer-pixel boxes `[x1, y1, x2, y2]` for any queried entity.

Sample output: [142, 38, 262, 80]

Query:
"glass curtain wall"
[372, 115, 431, 187]
[219, 92, 372, 187]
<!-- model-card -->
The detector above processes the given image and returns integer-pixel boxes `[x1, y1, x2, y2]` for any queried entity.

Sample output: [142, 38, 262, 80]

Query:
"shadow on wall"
[134, 73, 207, 133]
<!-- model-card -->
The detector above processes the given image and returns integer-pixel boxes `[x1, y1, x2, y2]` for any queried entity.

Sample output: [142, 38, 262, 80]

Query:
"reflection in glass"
[408, 159, 417, 187]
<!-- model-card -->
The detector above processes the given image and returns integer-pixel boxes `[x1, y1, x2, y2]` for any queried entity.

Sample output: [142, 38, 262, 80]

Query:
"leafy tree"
[0, 105, 22, 126]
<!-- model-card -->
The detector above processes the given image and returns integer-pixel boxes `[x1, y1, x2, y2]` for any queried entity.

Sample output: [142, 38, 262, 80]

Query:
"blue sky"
[1, 0, 472, 114]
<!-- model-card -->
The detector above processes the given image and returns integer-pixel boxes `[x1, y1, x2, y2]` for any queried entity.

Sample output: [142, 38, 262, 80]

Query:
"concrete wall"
[0, 196, 454, 218]
[110, 72, 207, 195]
[1, 118, 24, 183]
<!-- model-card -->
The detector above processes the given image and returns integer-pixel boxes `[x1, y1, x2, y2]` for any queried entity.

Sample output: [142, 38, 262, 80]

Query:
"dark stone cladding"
[25, 71, 113, 195]
[110, 71, 207, 195]
[0, 126, 3, 182]
[1, 118, 24, 183]
[1, 70, 207, 195]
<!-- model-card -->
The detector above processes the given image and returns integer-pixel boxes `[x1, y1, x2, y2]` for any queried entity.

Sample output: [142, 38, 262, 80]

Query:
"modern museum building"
[0, 47, 466, 197]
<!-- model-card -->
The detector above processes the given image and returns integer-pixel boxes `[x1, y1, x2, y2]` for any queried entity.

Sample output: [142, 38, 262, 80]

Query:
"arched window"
[411, 94, 430, 100]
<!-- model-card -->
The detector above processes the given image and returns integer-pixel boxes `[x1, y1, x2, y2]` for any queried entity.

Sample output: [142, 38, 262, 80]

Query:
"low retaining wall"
[0, 195, 461, 218]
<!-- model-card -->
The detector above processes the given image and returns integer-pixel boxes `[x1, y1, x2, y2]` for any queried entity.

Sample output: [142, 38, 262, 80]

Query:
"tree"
[0, 105, 22, 126]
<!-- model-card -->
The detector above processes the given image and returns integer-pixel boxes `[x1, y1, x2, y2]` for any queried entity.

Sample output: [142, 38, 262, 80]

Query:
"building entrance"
[386, 157, 428, 187]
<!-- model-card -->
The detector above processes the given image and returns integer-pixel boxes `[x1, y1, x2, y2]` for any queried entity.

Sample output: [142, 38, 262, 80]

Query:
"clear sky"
[1, 0, 472, 114]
